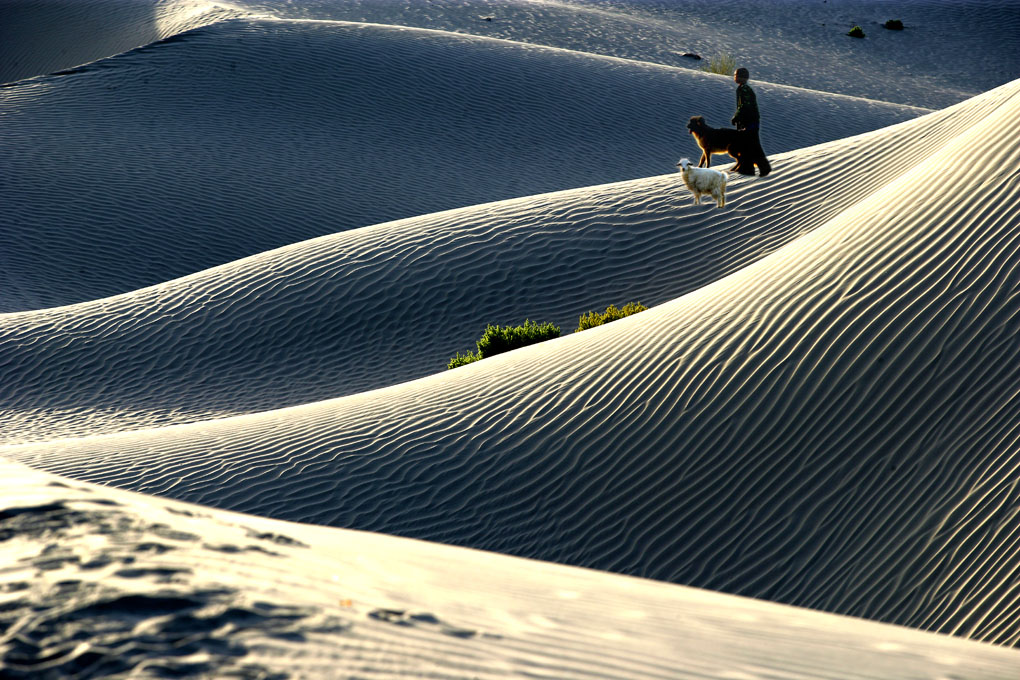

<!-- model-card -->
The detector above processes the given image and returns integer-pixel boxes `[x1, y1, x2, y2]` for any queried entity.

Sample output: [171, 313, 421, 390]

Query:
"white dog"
[676, 158, 727, 208]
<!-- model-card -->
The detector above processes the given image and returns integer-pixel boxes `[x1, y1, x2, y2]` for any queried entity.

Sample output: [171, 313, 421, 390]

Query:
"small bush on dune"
[847, 25, 866, 38]
[477, 319, 561, 357]
[447, 350, 480, 369]
[447, 304, 652, 369]
[447, 319, 561, 369]
[884, 19, 904, 30]
[701, 53, 737, 75]
[575, 302, 648, 333]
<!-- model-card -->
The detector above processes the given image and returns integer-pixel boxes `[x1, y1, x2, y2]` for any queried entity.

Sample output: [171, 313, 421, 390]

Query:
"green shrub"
[847, 25, 865, 38]
[884, 19, 904, 30]
[575, 302, 648, 333]
[447, 350, 480, 369]
[476, 319, 561, 357]
[448, 319, 561, 368]
[700, 53, 737, 75]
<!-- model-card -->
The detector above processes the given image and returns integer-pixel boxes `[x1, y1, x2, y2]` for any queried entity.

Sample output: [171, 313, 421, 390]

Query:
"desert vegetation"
[448, 319, 561, 368]
[884, 19, 904, 30]
[576, 302, 648, 332]
[449, 302, 648, 368]
[847, 25, 866, 38]
[701, 53, 737, 75]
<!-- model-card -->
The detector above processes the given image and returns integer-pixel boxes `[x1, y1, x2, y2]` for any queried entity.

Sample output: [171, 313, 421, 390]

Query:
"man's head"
[733, 67, 749, 85]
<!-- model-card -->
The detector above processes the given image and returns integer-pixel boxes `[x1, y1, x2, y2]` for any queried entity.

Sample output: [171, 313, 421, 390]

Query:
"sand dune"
[0, 0, 252, 84]
[5, 460, 1019, 678]
[7, 79, 1020, 646]
[253, 0, 1020, 109]
[0, 16, 924, 312]
[6, 1, 1018, 110]
[0, 82, 1000, 445]
[4, 0, 1020, 675]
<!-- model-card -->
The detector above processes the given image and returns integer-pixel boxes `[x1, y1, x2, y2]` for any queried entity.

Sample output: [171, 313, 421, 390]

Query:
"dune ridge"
[5, 0, 1018, 111]
[187, 0, 1020, 109]
[5, 1, 1020, 673]
[0, 0, 252, 85]
[0, 80, 1008, 446]
[4, 459, 1019, 678]
[6, 79, 1020, 645]
[0, 17, 925, 312]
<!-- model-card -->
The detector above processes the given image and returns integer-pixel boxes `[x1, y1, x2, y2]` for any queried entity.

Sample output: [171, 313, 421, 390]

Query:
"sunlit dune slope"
[0, 82, 1004, 445]
[7, 79, 1020, 644]
[0, 17, 923, 312]
[4, 460, 1019, 678]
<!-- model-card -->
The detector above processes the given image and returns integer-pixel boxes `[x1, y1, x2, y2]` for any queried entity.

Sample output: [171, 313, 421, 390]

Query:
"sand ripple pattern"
[7, 81, 1020, 646]
[245, 0, 1020, 109]
[0, 0, 250, 84]
[0, 18, 923, 311]
[0, 80, 989, 445]
[5, 461, 1018, 679]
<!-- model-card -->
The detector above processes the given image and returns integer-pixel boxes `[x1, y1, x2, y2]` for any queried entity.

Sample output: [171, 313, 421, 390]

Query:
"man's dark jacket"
[732, 83, 760, 129]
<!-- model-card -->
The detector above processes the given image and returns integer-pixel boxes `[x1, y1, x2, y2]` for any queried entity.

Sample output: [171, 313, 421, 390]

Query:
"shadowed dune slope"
[5, 0, 1018, 109]
[7, 80, 1020, 645]
[246, 0, 1020, 109]
[0, 82, 998, 445]
[0, 0, 250, 84]
[4, 460, 1019, 678]
[0, 17, 923, 312]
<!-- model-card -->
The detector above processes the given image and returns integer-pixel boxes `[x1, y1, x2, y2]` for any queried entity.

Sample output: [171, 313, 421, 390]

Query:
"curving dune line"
[4, 460, 1018, 678]
[7, 80, 1020, 645]
[0, 17, 925, 312]
[206, 0, 1020, 109]
[5, 0, 1018, 110]
[0, 0, 251, 84]
[0, 82, 1004, 446]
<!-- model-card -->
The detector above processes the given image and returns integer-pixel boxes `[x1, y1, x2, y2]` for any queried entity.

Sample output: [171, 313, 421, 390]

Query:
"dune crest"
[7, 79, 1020, 645]
[0, 17, 924, 313]
[0, 80, 1010, 445]
[3, 459, 1018, 678]
[0, 0, 251, 84]
[4, 1, 1020, 673]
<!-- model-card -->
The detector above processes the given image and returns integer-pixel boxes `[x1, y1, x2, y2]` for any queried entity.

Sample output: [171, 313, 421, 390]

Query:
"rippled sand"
[3, 1, 1020, 676]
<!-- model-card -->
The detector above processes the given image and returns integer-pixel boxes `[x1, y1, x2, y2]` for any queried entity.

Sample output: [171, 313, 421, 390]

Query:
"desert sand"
[3, 0, 1020, 677]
